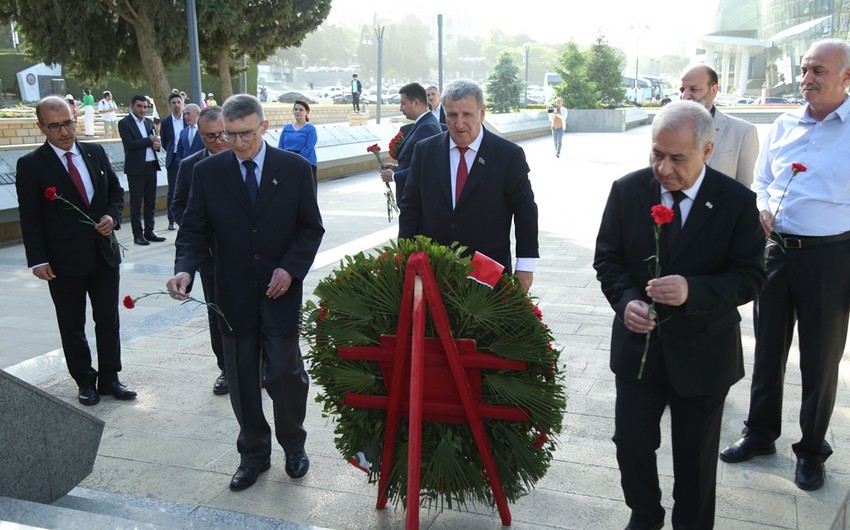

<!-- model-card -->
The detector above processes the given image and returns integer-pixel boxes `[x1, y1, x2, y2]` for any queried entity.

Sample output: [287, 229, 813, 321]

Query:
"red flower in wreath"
[388, 130, 405, 160]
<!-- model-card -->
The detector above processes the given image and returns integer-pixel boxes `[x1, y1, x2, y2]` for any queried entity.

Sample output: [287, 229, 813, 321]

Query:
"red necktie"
[455, 146, 469, 204]
[64, 152, 90, 207]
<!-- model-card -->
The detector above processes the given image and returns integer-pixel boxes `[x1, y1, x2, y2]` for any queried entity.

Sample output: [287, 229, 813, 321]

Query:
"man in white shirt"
[97, 90, 118, 139]
[720, 38, 850, 492]
[547, 97, 568, 158]
[426, 85, 446, 127]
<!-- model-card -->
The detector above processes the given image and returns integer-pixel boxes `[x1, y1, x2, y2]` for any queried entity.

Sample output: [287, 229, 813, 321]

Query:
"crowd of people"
[13, 37, 850, 528]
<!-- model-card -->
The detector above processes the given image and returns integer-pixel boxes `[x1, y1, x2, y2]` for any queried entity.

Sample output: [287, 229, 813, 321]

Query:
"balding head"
[679, 64, 719, 111]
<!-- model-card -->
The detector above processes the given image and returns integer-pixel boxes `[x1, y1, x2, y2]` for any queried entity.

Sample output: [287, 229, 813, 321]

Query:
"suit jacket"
[398, 128, 539, 274]
[593, 166, 766, 397]
[707, 108, 759, 188]
[176, 125, 204, 166]
[174, 146, 324, 337]
[393, 112, 442, 202]
[118, 114, 161, 175]
[159, 114, 183, 169]
[16, 141, 124, 275]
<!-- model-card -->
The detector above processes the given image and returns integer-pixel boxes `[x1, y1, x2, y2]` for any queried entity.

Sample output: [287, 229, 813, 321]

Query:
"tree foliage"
[586, 36, 626, 107]
[0, 0, 330, 107]
[553, 42, 597, 109]
[552, 36, 626, 109]
[486, 51, 523, 113]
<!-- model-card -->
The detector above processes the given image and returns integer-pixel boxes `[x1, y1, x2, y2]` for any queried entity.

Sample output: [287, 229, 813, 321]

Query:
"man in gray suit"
[680, 65, 759, 188]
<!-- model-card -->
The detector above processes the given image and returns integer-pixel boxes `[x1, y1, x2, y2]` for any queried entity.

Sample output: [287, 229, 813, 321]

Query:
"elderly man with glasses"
[167, 94, 324, 492]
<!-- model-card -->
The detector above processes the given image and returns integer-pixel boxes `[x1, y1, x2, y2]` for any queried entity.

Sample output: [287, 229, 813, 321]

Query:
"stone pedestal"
[348, 112, 369, 126]
[0, 370, 104, 503]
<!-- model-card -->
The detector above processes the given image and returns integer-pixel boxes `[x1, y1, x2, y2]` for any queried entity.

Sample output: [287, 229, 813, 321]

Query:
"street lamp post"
[631, 23, 649, 105]
[524, 45, 530, 106]
[375, 24, 385, 124]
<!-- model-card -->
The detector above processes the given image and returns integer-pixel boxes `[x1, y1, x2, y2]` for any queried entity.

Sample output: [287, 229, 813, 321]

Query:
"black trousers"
[745, 237, 850, 461]
[615, 366, 728, 530]
[47, 252, 121, 387]
[352, 93, 360, 112]
[127, 161, 159, 237]
[221, 299, 309, 466]
[165, 158, 179, 223]
[199, 263, 224, 371]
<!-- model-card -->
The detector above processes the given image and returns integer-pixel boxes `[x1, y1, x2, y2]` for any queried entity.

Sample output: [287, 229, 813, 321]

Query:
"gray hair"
[198, 105, 222, 124]
[184, 103, 201, 114]
[653, 100, 713, 150]
[442, 79, 484, 108]
[806, 39, 850, 71]
[221, 94, 264, 122]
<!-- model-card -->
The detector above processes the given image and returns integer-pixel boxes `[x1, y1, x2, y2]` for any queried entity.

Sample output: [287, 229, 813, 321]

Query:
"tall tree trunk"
[133, 16, 173, 121]
[217, 49, 234, 101]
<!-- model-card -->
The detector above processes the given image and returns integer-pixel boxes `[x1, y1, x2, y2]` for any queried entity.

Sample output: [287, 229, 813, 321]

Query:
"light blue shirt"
[752, 96, 850, 236]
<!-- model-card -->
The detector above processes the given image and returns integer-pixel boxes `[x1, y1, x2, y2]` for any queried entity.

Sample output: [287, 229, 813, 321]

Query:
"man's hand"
[516, 271, 533, 291]
[150, 134, 161, 150]
[380, 167, 395, 183]
[759, 209, 775, 236]
[646, 275, 688, 307]
[624, 299, 656, 334]
[267, 268, 293, 299]
[33, 264, 56, 281]
[95, 215, 115, 236]
[166, 272, 192, 300]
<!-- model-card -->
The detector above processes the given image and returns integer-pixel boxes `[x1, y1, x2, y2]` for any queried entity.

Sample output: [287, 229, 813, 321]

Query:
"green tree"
[585, 35, 626, 107]
[486, 51, 523, 113]
[553, 42, 598, 109]
[383, 15, 431, 82]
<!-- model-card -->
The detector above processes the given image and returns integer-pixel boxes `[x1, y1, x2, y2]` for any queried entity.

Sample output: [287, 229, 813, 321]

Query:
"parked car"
[277, 91, 317, 104]
[760, 96, 790, 105]
[317, 86, 346, 99]
[332, 93, 355, 105]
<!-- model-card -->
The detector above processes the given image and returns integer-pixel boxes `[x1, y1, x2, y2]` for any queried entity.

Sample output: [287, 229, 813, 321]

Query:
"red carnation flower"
[650, 204, 675, 225]
[123, 295, 135, 309]
[791, 162, 807, 175]
[44, 187, 57, 201]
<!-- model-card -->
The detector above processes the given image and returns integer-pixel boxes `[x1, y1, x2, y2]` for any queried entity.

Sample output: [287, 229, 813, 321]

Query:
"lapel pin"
[705, 201, 713, 209]
[478, 157, 485, 165]
[272, 178, 278, 186]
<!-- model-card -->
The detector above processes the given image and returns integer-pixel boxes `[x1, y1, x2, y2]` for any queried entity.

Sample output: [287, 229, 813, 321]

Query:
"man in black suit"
[593, 100, 766, 529]
[16, 96, 137, 405]
[379, 83, 442, 203]
[159, 92, 184, 230]
[171, 105, 230, 396]
[175, 103, 204, 167]
[118, 95, 164, 246]
[167, 94, 324, 491]
[399, 79, 538, 290]
[426, 85, 447, 127]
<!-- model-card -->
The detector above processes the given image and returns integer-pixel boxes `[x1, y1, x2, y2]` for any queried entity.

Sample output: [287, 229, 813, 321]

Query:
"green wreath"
[301, 236, 565, 510]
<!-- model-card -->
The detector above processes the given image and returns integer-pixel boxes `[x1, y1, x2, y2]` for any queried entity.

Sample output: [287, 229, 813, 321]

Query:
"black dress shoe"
[167, 222, 176, 231]
[719, 437, 776, 463]
[285, 451, 310, 479]
[144, 232, 166, 242]
[213, 370, 229, 395]
[229, 459, 271, 491]
[795, 457, 825, 491]
[97, 380, 138, 400]
[134, 237, 150, 246]
[624, 513, 663, 530]
[78, 386, 100, 406]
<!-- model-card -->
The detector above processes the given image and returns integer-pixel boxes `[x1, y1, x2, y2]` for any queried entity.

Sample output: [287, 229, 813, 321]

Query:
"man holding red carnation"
[594, 100, 765, 529]
[379, 82, 442, 204]
[16, 95, 136, 406]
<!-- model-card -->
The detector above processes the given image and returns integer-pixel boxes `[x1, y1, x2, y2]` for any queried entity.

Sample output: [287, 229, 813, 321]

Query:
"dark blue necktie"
[243, 159, 258, 205]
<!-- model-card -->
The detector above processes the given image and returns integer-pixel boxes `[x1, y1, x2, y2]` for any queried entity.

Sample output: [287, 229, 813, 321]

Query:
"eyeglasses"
[201, 132, 227, 143]
[221, 123, 263, 143]
[41, 120, 76, 133]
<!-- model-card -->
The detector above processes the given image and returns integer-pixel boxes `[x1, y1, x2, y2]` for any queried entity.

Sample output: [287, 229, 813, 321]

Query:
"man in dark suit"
[399, 79, 538, 290]
[16, 96, 137, 405]
[118, 95, 164, 246]
[175, 103, 204, 168]
[171, 105, 229, 396]
[593, 100, 766, 530]
[167, 94, 324, 491]
[379, 83, 442, 203]
[426, 85, 447, 128]
[159, 92, 184, 230]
